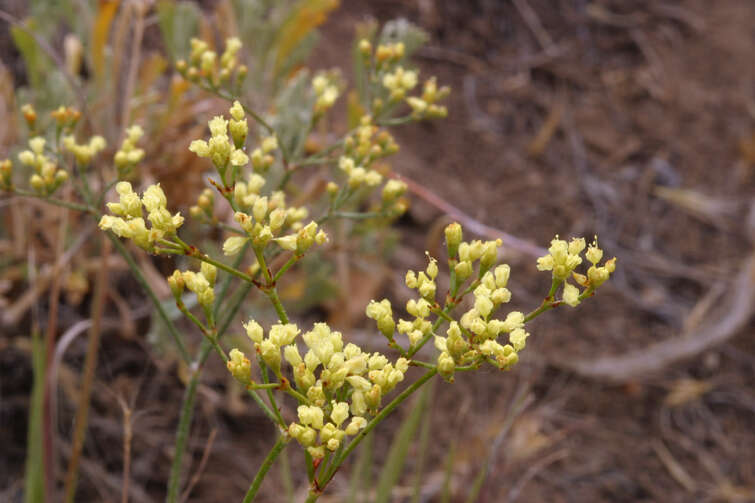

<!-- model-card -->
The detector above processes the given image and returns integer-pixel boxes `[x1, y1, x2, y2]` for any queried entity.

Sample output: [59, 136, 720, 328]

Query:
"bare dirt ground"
[2, 1, 755, 502]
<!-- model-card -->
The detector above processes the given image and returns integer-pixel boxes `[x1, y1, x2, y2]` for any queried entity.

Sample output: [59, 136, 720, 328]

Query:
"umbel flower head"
[18, 136, 68, 195]
[189, 103, 250, 180]
[114, 125, 145, 175]
[99, 182, 184, 251]
[62, 134, 106, 165]
[227, 318, 410, 459]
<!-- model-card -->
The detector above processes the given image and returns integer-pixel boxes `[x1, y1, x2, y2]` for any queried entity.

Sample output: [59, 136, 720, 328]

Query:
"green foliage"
[23, 331, 45, 503]
[156, 0, 200, 61]
[375, 384, 432, 503]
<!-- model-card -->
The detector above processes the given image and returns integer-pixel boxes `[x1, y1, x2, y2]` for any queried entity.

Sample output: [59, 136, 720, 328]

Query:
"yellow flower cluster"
[189, 188, 215, 221]
[189, 114, 249, 174]
[312, 71, 342, 115]
[178, 37, 246, 85]
[99, 182, 184, 251]
[250, 134, 278, 173]
[228, 101, 248, 149]
[537, 237, 616, 306]
[406, 77, 450, 119]
[18, 137, 68, 195]
[335, 115, 398, 190]
[224, 199, 326, 255]
[374, 41, 405, 64]
[0, 159, 13, 190]
[49, 105, 81, 129]
[229, 320, 410, 458]
[62, 134, 106, 165]
[382, 66, 418, 102]
[114, 125, 145, 175]
[358, 38, 449, 119]
[167, 262, 217, 309]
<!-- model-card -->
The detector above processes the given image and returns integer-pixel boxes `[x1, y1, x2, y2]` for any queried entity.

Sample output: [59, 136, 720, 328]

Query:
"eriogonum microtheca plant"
[1, 23, 615, 503]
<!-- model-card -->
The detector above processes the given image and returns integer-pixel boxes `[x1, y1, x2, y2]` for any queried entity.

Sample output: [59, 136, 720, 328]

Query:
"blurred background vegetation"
[1, 0, 754, 501]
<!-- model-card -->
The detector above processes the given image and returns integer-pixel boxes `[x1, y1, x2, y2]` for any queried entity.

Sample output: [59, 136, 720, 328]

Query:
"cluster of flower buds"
[176, 37, 246, 86]
[189, 187, 215, 221]
[62, 134, 106, 165]
[403, 227, 523, 379]
[18, 137, 68, 195]
[232, 176, 307, 232]
[222, 191, 326, 255]
[228, 319, 409, 458]
[99, 182, 184, 251]
[0, 159, 13, 190]
[406, 77, 450, 119]
[167, 262, 217, 311]
[312, 70, 343, 116]
[49, 105, 81, 130]
[537, 236, 616, 306]
[20, 104, 37, 130]
[274, 221, 329, 255]
[373, 41, 405, 67]
[250, 135, 277, 173]
[228, 101, 248, 149]
[189, 112, 249, 180]
[114, 125, 145, 176]
[357, 37, 449, 120]
[330, 115, 399, 192]
[382, 66, 418, 102]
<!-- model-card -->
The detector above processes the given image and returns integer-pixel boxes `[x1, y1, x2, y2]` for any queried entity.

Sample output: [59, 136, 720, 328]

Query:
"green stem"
[107, 234, 191, 363]
[200, 83, 275, 135]
[193, 251, 254, 283]
[241, 434, 289, 503]
[166, 365, 200, 503]
[266, 288, 290, 324]
[258, 355, 286, 428]
[13, 188, 96, 214]
[316, 369, 439, 496]
[273, 254, 301, 282]
[523, 279, 562, 323]
[409, 360, 436, 370]
[376, 115, 414, 126]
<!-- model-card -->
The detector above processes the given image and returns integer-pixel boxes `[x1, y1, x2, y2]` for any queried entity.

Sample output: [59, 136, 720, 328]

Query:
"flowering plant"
[1, 22, 614, 502]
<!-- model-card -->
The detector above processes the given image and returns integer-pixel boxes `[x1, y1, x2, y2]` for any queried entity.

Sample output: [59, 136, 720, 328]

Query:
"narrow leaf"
[273, 0, 339, 75]
[374, 384, 431, 503]
[91, 0, 120, 79]
[24, 331, 46, 503]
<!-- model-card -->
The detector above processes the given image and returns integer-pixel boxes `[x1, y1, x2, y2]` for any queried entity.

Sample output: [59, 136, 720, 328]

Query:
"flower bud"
[244, 320, 264, 343]
[365, 384, 382, 410]
[227, 348, 251, 383]
[562, 282, 580, 307]
[167, 270, 185, 298]
[437, 352, 455, 380]
[445, 222, 462, 258]
[260, 340, 281, 376]
[223, 236, 248, 256]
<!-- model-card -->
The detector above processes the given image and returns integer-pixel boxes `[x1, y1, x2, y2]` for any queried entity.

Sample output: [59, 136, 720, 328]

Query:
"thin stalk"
[200, 83, 275, 135]
[273, 254, 301, 282]
[258, 355, 286, 428]
[166, 364, 201, 503]
[107, 234, 191, 362]
[523, 279, 561, 323]
[183, 247, 255, 284]
[13, 188, 96, 214]
[241, 434, 289, 503]
[265, 288, 289, 325]
[314, 369, 439, 498]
